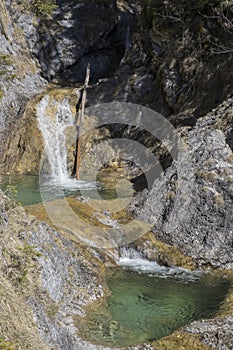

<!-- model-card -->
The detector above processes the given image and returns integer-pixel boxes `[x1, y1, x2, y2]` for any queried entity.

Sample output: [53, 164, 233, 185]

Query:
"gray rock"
[185, 317, 233, 350]
[0, 1, 46, 171]
[0, 189, 161, 349]
[129, 98, 233, 268]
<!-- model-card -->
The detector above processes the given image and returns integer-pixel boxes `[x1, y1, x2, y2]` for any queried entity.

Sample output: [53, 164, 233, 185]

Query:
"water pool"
[79, 267, 229, 347]
[0, 173, 134, 206]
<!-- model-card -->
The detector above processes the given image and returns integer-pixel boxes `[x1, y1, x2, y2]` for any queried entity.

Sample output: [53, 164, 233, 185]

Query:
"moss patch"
[0, 339, 16, 350]
[215, 270, 233, 317]
[26, 197, 113, 229]
[128, 231, 196, 270]
[151, 331, 211, 350]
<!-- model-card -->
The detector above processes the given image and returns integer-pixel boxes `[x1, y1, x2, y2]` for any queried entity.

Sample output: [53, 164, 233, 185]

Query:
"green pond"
[0, 174, 133, 206]
[0, 175, 42, 206]
[79, 267, 229, 347]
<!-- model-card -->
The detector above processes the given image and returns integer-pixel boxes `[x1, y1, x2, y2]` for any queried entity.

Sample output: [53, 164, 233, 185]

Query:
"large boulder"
[129, 97, 233, 269]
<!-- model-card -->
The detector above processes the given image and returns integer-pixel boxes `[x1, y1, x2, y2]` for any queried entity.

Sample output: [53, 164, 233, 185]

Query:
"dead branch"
[75, 64, 90, 180]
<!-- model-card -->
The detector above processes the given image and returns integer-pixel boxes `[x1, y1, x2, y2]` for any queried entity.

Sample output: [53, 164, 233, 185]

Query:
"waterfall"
[37, 95, 74, 180]
[118, 247, 162, 272]
[117, 247, 204, 281]
[119, 247, 144, 259]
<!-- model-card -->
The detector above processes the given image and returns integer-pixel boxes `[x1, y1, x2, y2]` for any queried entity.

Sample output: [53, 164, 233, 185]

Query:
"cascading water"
[37, 95, 74, 180]
[117, 247, 205, 281]
[36, 94, 97, 201]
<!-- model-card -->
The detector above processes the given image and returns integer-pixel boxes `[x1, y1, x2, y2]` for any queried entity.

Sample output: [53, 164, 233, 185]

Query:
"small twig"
[175, 75, 197, 97]
[199, 6, 233, 54]
[208, 38, 233, 54]
[198, 10, 220, 20]
[156, 12, 183, 22]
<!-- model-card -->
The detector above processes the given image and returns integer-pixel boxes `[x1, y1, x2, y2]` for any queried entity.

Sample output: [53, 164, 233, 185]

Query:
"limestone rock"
[185, 317, 233, 350]
[129, 98, 233, 269]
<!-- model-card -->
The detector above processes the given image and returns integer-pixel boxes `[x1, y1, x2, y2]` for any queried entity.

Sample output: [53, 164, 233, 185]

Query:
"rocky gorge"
[0, 0, 233, 349]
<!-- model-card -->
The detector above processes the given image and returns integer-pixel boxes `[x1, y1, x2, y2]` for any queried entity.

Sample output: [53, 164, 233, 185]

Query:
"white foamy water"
[118, 248, 205, 281]
[37, 95, 74, 179]
[36, 95, 97, 192]
[93, 211, 120, 229]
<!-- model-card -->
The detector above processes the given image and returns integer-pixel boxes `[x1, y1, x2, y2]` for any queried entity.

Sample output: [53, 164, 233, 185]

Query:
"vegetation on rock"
[21, 0, 57, 16]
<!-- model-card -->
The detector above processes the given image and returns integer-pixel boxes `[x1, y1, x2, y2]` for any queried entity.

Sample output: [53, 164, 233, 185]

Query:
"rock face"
[140, 0, 233, 120]
[0, 190, 233, 350]
[0, 0, 46, 173]
[1, 0, 233, 173]
[23, 0, 137, 83]
[129, 98, 233, 269]
[0, 1, 233, 349]
[32, 0, 119, 81]
[87, 0, 233, 121]
[185, 317, 233, 350]
[0, 190, 110, 349]
[0, 0, 139, 173]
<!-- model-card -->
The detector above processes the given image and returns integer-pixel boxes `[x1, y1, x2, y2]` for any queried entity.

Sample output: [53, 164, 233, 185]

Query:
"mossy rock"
[128, 231, 196, 270]
[152, 331, 211, 350]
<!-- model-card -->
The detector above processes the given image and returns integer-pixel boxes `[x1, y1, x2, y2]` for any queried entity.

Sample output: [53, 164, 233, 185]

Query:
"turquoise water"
[0, 175, 230, 348]
[80, 267, 229, 347]
[0, 175, 42, 206]
[0, 174, 132, 206]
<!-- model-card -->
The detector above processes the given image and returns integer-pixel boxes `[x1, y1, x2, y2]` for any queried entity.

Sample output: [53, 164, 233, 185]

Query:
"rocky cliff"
[87, 0, 233, 121]
[0, 0, 46, 173]
[129, 97, 233, 269]
[1, 0, 233, 173]
[0, 0, 233, 349]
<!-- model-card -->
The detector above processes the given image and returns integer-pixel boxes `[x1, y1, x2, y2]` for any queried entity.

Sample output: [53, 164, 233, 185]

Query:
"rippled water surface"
[1, 175, 230, 348]
[0, 174, 132, 206]
[0, 175, 42, 206]
[80, 267, 229, 347]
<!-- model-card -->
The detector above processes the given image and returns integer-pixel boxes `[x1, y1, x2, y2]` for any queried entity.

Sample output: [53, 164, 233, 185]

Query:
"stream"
[0, 173, 230, 348]
[0, 92, 231, 348]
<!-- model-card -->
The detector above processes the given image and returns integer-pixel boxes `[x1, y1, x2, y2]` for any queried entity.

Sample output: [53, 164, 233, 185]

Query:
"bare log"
[75, 64, 90, 180]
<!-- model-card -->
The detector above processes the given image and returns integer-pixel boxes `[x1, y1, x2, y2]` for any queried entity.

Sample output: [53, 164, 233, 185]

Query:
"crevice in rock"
[31, 0, 138, 85]
[58, 42, 125, 84]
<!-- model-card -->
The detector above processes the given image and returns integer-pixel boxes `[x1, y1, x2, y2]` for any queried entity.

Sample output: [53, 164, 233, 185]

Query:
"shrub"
[21, 0, 57, 17]
[33, 0, 57, 16]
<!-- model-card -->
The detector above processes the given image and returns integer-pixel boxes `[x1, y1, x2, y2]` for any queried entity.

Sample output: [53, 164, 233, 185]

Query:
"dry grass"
[0, 196, 48, 349]
[213, 194, 225, 207]
[195, 171, 217, 182]
[0, 276, 48, 349]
